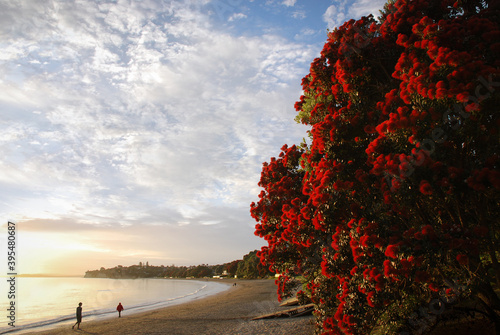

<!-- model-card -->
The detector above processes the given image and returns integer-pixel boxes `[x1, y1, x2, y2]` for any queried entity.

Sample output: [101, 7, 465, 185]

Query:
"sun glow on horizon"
[16, 231, 112, 275]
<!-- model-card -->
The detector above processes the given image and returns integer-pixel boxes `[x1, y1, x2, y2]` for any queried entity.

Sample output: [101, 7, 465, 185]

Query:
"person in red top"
[116, 302, 124, 318]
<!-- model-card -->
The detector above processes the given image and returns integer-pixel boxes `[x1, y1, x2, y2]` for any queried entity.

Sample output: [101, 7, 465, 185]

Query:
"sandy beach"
[24, 279, 314, 335]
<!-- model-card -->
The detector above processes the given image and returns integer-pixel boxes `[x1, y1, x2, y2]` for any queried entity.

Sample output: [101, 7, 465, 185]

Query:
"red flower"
[344, 315, 357, 326]
[383, 260, 395, 277]
[429, 283, 440, 292]
[422, 225, 436, 239]
[364, 125, 376, 134]
[419, 180, 433, 195]
[343, 83, 354, 93]
[385, 244, 399, 258]
[456, 254, 468, 265]
[366, 291, 376, 307]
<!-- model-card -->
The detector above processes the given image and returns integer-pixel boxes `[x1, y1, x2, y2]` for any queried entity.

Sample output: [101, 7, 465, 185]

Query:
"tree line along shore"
[84, 250, 273, 279]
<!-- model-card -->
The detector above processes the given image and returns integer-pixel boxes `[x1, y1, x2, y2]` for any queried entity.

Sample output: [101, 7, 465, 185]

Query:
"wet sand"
[24, 279, 314, 335]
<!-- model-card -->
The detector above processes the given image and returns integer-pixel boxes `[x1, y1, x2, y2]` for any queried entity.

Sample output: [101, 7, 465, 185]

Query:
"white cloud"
[0, 0, 316, 272]
[323, 0, 386, 30]
[282, 0, 297, 6]
[228, 12, 247, 21]
[323, 4, 347, 30]
[292, 10, 306, 19]
[349, 0, 387, 19]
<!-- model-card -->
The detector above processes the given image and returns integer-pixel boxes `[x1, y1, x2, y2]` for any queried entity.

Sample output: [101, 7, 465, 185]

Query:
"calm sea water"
[0, 277, 229, 334]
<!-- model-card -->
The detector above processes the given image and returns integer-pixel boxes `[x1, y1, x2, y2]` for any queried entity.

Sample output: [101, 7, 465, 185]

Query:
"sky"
[0, 0, 386, 276]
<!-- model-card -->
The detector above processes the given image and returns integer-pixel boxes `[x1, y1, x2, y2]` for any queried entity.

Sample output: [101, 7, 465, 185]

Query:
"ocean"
[0, 277, 229, 334]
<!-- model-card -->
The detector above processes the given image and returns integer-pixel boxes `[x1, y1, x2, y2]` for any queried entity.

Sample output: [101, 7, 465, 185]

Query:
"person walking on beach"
[116, 302, 124, 318]
[72, 302, 82, 330]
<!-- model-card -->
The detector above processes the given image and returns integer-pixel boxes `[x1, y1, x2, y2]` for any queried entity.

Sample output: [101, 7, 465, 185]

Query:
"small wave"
[0, 314, 75, 334]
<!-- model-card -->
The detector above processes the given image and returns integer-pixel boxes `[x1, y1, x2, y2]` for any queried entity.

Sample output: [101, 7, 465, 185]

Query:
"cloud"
[323, 0, 386, 30]
[292, 10, 306, 19]
[294, 28, 320, 41]
[228, 12, 247, 21]
[14, 205, 264, 273]
[323, 4, 347, 30]
[0, 0, 316, 273]
[282, 0, 297, 6]
[349, 0, 387, 19]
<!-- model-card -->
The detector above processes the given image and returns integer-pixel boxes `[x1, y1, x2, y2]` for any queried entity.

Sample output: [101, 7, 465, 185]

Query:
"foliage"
[236, 250, 274, 279]
[251, 0, 500, 333]
[85, 253, 266, 280]
[86, 261, 241, 279]
[225, 259, 241, 277]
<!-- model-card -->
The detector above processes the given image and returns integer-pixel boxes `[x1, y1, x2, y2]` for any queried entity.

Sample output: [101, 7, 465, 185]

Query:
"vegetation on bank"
[85, 250, 273, 279]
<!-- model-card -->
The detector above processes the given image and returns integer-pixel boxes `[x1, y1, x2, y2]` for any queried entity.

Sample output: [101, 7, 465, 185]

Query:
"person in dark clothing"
[116, 302, 124, 317]
[72, 302, 82, 330]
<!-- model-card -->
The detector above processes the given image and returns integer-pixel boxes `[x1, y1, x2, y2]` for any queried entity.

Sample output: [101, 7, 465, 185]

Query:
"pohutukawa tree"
[250, 0, 500, 334]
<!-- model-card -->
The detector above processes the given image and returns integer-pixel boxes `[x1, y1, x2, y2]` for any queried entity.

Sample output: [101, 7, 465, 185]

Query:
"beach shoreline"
[1, 277, 229, 334]
[22, 279, 314, 335]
